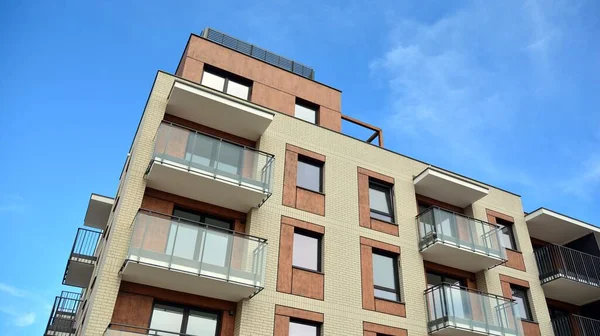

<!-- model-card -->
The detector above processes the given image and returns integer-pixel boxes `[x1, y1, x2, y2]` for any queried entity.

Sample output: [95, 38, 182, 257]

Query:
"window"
[149, 303, 219, 336]
[293, 230, 321, 272]
[372, 251, 400, 301]
[200, 66, 251, 100]
[369, 180, 394, 222]
[497, 218, 517, 250]
[511, 285, 533, 321]
[289, 319, 320, 336]
[295, 99, 318, 124]
[297, 156, 323, 193]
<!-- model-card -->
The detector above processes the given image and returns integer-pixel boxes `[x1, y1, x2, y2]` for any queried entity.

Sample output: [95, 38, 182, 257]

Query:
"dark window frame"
[200, 65, 253, 100]
[510, 285, 533, 321]
[296, 155, 324, 193]
[294, 97, 320, 124]
[149, 301, 221, 336]
[497, 218, 518, 251]
[292, 228, 323, 273]
[289, 318, 321, 336]
[369, 178, 395, 223]
[372, 249, 401, 302]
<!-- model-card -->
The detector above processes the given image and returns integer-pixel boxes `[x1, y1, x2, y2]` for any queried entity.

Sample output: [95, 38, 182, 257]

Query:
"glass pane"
[372, 253, 396, 290]
[369, 185, 391, 215]
[295, 104, 317, 124]
[168, 222, 199, 260]
[186, 310, 218, 335]
[173, 209, 202, 223]
[297, 159, 321, 192]
[371, 211, 392, 222]
[186, 133, 217, 170]
[201, 71, 225, 91]
[374, 288, 398, 301]
[204, 216, 232, 230]
[149, 305, 183, 335]
[202, 230, 231, 267]
[293, 233, 319, 271]
[226, 80, 250, 100]
[501, 227, 514, 249]
[426, 273, 442, 287]
[216, 141, 243, 176]
[289, 321, 318, 336]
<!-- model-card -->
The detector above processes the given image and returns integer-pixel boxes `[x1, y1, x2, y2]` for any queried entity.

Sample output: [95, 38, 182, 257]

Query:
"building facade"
[44, 28, 600, 336]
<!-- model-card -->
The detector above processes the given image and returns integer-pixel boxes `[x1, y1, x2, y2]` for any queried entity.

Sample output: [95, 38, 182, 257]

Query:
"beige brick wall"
[80, 71, 552, 336]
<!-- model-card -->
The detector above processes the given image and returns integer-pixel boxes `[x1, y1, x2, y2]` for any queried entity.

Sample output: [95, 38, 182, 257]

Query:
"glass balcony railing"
[418, 207, 506, 260]
[151, 122, 275, 194]
[535, 244, 600, 286]
[44, 292, 82, 336]
[425, 283, 523, 336]
[105, 323, 188, 336]
[126, 209, 268, 290]
[553, 314, 600, 336]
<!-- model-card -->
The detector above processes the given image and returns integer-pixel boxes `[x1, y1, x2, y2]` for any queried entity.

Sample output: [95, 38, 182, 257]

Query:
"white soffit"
[413, 167, 489, 208]
[525, 208, 598, 245]
[83, 194, 114, 230]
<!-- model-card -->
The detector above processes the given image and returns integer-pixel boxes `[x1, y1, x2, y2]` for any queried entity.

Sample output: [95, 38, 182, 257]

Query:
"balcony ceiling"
[83, 194, 114, 230]
[166, 80, 275, 141]
[542, 277, 600, 305]
[421, 243, 503, 273]
[526, 208, 598, 245]
[414, 168, 489, 208]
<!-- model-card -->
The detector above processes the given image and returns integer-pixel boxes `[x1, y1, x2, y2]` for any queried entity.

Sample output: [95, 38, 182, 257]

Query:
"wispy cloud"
[562, 154, 600, 200]
[0, 307, 36, 327]
[0, 283, 28, 297]
[0, 195, 26, 214]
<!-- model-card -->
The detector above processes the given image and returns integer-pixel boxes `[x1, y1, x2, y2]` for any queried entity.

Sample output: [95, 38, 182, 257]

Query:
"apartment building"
[44, 28, 600, 336]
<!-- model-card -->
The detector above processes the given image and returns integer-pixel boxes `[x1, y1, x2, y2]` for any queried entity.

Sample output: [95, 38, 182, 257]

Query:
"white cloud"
[0, 195, 26, 214]
[0, 307, 36, 328]
[0, 283, 28, 297]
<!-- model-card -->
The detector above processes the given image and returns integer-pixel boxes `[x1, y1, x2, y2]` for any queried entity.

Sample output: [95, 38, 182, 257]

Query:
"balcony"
[105, 324, 189, 336]
[83, 193, 114, 230]
[414, 167, 489, 208]
[120, 210, 268, 302]
[166, 79, 274, 141]
[145, 122, 275, 212]
[425, 284, 523, 336]
[44, 292, 81, 336]
[552, 315, 600, 336]
[418, 207, 507, 272]
[535, 244, 600, 305]
[63, 228, 101, 287]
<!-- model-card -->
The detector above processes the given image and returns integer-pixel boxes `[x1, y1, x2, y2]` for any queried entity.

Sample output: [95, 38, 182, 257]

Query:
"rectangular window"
[295, 99, 318, 124]
[497, 218, 517, 250]
[289, 319, 320, 336]
[293, 230, 321, 272]
[369, 179, 394, 222]
[149, 303, 219, 336]
[372, 250, 400, 301]
[200, 66, 251, 100]
[297, 155, 323, 193]
[511, 285, 533, 321]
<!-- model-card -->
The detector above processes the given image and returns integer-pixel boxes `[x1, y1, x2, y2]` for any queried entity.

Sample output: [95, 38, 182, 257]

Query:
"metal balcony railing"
[105, 323, 195, 336]
[418, 207, 507, 260]
[44, 292, 82, 336]
[150, 122, 275, 196]
[126, 209, 268, 291]
[425, 283, 523, 336]
[62, 228, 101, 285]
[201, 28, 315, 79]
[553, 315, 600, 336]
[535, 244, 600, 286]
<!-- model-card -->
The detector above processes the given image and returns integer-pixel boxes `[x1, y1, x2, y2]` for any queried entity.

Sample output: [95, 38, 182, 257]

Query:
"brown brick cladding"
[276, 216, 325, 300]
[273, 305, 323, 336]
[487, 209, 526, 271]
[499, 275, 541, 336]
[176, 35, 342, 132]
[357, 167, 398, 236]
[282, 144, 325, 216]
[363, 321, 408, 336]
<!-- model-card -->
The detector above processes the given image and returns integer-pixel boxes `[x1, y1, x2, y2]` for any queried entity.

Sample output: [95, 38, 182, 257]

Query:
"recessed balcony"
[418, 207, 507, 272]
[166, 79, 275, 141]
[44, 292, 81, 336]
[121, 210, 268, 302]
[83, 194, 114, 230]
[552, 314, 600, 336]
[63, 228, 101, 287]
[414, 168, 489, 208]
[145, 122, 275, 212]
[425, 283, 523, 336]
[535, 244, 600, 305]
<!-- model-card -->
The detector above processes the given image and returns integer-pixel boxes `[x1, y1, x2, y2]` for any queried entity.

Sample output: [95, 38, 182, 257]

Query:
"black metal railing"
[45, 293, 82, 336]
[104, 323, 193, 335]
[535, 244, 600, 286]
[201, 28, 315, 79]
[70, 228, 102, 259]
[553, 314, 600, 336]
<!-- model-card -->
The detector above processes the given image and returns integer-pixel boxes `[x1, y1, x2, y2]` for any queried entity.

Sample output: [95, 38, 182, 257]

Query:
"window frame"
[292, 228, 323, 273]
[200, 65, 252, 100]
[149, 301, 221, 336]
[294, 98, 319, 124]
[372, 249, 401, 302]
[289, 318, 321, 336]
[368, 179, 395, 223]
[510, 285, 533, 321]
[296, 155, 324, 193]
[497, 218, 517, 250]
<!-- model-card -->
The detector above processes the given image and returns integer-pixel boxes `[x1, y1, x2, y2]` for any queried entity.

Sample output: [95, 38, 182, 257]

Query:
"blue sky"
[1, 0, 599, 334]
